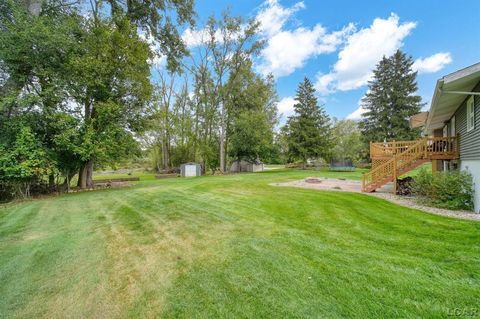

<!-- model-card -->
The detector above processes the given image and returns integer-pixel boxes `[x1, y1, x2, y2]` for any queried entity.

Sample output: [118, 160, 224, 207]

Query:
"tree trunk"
[161, 138, 169, 171]
[219, 130, 225, 172]
[78, 160, 94, 189]
[219, 102, 227, 173]
[85, 160, 94, 189]
[77, 163, 86, 188]
[48, 174, 55, 188]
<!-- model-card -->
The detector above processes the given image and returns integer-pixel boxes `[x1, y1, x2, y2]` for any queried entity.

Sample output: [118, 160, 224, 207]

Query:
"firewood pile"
[396, 177, 414, 196]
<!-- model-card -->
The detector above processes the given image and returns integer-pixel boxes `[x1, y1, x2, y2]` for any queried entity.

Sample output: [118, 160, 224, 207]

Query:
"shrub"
[412, 168, 474, 210]
[0, 127, 56, 200]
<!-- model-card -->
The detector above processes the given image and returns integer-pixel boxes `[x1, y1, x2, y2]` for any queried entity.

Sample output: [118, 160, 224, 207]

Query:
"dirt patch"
[22, 232, 47, 242]
[272, 177, 362, 193]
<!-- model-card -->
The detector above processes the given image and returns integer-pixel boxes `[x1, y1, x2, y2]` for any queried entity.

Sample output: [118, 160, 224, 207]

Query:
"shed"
[230, 159, 264, 173]
[180, 163, 202, 177]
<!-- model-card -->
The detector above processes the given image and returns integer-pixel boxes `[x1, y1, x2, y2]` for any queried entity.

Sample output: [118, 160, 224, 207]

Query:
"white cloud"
[412, 52, 452, 74]
[346, 97, 367, 120]
[182, 27, 217, 48]
[182, 24, 244, 49]
[315, 13, 416, 95]
[255, 0, 354, 78]
[277, 96, 296, 119]
[346, 105, 366, 120]
[256, 0, 305, 37]
[139, 32, 167, 67]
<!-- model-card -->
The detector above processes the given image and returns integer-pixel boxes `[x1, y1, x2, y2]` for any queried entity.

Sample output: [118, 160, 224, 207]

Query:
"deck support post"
[393, 156, 397, 194]
[432, 160, 439, 173]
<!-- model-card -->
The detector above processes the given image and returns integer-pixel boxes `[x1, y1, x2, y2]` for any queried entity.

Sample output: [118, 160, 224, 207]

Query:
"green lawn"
[1, 169, 479, 318]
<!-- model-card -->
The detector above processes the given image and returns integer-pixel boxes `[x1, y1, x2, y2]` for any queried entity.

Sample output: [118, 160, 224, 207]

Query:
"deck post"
[392, 156, 397, 194]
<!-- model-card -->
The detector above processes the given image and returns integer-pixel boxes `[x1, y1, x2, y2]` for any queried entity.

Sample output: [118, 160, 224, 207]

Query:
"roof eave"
[424, 79, 444, 134]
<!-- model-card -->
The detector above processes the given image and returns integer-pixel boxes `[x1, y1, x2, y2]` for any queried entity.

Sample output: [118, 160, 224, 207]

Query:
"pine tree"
[285, 77, 332, 167]
[360, 50, 424, 144]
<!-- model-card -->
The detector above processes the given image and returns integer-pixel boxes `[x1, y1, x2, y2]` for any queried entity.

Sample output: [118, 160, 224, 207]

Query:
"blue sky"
[180, 0, 480, 122]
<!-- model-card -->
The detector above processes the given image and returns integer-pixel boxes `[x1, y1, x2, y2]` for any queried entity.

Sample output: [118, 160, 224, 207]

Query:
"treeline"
[0, 0, 423, 200]
[0, 0, 280, 199]
[145, 14, 279, 173]
[0, 0, 194, 199]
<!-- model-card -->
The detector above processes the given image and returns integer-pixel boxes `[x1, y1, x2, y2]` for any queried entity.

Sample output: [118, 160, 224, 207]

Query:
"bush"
[0, 127, 56, 200]
[412, 168, 474, 210]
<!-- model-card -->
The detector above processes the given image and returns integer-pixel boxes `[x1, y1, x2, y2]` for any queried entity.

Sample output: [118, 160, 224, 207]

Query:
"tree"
[102, 0, 195, 72]
[149, 72, 176, 172]
[0, 127, 55, 199]
[331, 119, 365, 164]
[186, 13, 264, 172]
[65, 15, 153, 188]
[227, 64, 278, 163]
[0, 0, 86, 190]
[284, 77, 332, 167]
[359, 50, 424, 145]
[146, 74, 196, 172]
[0, 0, 195, 192]
[73, 0, 193, 186]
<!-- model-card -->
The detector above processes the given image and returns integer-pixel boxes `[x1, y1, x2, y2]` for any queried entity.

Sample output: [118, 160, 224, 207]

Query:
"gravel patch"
[272, 177, 479, 221]
[272, 177, 362, 193]
[368, 192, 480, 221]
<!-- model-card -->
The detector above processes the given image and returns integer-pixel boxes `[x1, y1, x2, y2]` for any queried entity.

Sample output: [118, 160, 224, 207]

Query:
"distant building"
[230, 159, 264, 173]
[180, 163, 202, 177]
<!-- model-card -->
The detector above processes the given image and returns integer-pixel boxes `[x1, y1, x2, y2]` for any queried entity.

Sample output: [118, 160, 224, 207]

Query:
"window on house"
[467, 96, 475, 132]
[451, 116, 456, 136]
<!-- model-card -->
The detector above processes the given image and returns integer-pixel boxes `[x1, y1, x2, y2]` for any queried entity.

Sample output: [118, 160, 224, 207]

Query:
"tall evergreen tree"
[360, 50, 424, 144]
[285, 77, 332, 167]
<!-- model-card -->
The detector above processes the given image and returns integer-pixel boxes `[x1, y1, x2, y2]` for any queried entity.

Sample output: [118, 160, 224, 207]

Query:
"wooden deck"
[370, 136, 459, 160]
[363, 136, 459, 193]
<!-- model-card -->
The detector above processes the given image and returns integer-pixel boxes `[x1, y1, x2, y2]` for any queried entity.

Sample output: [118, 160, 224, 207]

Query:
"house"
[229, 159, 264, 173]
[423, 63, 480, 212]
[362, 62, 480, 213]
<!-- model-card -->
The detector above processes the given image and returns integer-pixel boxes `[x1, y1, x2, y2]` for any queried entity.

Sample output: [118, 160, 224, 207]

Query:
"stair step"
[364, 162, 428, 192]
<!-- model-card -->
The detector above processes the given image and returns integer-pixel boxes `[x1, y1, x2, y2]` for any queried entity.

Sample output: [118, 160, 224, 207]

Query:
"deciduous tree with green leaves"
[331, 118, 365, 164]
[227, 63, 278, 163]
[0, 127, 55, 198]
[0, 0, 195, 194]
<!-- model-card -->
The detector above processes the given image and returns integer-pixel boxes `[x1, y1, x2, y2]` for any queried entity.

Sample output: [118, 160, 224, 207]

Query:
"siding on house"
[450, 81, 480, 160]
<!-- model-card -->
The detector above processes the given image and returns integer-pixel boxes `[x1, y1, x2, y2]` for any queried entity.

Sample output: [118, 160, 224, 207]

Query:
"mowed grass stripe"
[0, 169, 479, 318]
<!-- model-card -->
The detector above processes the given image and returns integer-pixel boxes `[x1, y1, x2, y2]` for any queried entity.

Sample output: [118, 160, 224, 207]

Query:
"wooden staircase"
[362, 136, 459, 193]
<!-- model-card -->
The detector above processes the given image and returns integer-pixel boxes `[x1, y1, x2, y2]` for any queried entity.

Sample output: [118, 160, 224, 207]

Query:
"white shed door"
[185, 165, 196, 177]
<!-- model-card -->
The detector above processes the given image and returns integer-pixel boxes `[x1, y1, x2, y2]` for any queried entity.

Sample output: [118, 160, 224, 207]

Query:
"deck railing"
[363, 139, 426, 192]
[363, 136, 460, 193]
[370, 136, 459, 159]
